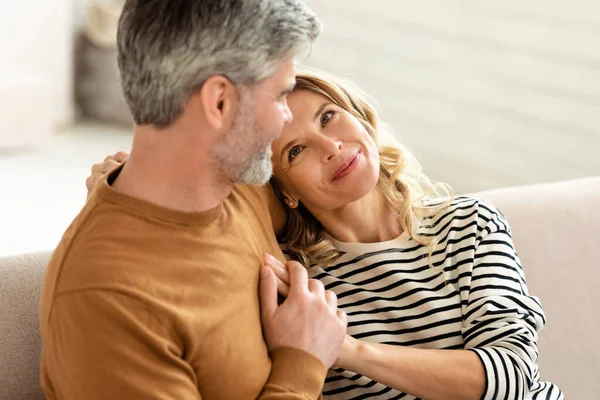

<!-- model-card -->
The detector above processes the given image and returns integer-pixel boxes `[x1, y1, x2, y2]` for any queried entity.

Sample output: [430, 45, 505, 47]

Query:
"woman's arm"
[264, 255, 484, 400]
[338, 336, 485, 400]
[338, 227, 547, 400]
[460, 228, 546, 400]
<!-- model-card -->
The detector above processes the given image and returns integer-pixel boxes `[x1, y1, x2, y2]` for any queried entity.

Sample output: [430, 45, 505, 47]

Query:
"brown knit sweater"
[40, 167, 325, 399]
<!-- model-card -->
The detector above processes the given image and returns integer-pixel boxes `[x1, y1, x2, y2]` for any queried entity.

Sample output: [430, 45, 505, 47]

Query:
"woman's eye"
[321, 111, 334, 127]
[288, 145, 303, 161]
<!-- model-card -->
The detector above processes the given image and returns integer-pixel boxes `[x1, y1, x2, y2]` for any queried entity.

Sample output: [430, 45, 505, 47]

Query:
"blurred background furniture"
[1, 177, 599, 400]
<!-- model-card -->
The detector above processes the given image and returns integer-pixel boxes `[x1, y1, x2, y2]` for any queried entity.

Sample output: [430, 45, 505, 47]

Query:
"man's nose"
[283, 103, 293, 125]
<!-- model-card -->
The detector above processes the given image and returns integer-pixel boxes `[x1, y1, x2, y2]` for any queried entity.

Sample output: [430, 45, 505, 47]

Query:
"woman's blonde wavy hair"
[271, 69, 454, 268]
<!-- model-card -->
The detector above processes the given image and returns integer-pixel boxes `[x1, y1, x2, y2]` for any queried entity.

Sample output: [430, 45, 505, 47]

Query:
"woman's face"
[271, 89, 380, 212]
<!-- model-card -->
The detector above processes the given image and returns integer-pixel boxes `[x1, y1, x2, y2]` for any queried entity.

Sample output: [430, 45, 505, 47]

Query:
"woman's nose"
[323, 138, 343, 162]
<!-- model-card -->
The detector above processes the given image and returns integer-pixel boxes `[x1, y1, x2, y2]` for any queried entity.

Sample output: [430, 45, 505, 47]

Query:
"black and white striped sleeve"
[461, 213, 547, 400]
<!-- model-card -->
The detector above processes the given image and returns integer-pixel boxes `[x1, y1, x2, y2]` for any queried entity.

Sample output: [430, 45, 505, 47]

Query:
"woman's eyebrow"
[312, 102, 330, 122]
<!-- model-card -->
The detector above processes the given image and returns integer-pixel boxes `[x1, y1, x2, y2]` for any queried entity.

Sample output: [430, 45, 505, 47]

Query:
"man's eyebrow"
[281, 82, 296, 96]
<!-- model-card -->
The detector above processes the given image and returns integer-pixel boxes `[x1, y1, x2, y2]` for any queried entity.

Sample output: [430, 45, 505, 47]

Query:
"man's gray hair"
[117, 0, 321, 128]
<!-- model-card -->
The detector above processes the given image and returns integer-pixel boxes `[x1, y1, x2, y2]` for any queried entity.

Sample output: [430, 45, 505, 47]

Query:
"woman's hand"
[264, 253, 357, 368]
[334, 333, 361, 369]
[264, 254, 291, 297]
[86, 151, 129, 198]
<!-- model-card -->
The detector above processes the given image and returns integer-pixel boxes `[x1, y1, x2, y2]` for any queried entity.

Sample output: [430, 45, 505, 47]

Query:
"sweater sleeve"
[259, 347, 326, 399]
[462, 227, 547, 400]
[237, 183, 288, 236]
[264, 183, 288, 236]
[42, 290, 202, 400]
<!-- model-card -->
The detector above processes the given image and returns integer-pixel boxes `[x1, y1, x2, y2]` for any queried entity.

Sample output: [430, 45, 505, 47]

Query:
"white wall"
[306, 0, 600, 192]
[0, 0, 74, 128]
[74, 0, 88, 28]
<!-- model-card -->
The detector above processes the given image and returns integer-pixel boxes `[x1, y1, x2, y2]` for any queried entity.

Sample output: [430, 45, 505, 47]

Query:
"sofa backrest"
[478, 176, 600, 399]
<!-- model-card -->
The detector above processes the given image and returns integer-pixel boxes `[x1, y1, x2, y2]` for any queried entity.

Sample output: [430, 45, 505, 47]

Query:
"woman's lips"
[332, 151, 360, 181]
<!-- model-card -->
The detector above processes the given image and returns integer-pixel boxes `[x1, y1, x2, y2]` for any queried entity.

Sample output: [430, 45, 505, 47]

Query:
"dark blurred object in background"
[75, 1, 131, 127]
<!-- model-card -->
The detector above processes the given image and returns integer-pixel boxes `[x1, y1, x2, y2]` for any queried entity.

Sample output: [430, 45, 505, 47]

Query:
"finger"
[101, 160, 121, 174]
[337, 309, 348, 326]
[113, 151, 129, 163]
[308, 279, 325, 297]
[259, 267, 277, 322]
[264, 254, 290, 285]
[264, 253, 287, 271]
[263, 256, 290, 297]
[275, 275, 290, 297]
[270, 263, 290, 286]
[86, 176, 99, 197]
[325, 290, 337, 310]
[91, 162, 103, 174]
[287, 261, 308, 297]
[86, 174, 99, 187]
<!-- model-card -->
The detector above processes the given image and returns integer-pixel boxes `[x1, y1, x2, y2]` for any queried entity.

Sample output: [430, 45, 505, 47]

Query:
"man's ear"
[198, 75, 238, 130]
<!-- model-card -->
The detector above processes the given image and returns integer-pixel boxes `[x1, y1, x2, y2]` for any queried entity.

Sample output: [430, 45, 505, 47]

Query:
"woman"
[90, 70, 562, 400]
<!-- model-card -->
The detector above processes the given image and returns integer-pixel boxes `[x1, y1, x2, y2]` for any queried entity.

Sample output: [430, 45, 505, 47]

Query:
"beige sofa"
[1, 177, 599, 399]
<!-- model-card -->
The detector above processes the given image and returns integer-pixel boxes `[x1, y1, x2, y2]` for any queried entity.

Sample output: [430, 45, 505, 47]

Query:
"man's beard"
[237, 145, 273, 186]
[212, 96, 274, 186]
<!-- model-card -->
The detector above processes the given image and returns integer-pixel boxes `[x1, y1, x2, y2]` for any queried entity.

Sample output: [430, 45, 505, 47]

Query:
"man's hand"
[86, 151, 129, 198]
[259, 257, 347, 369]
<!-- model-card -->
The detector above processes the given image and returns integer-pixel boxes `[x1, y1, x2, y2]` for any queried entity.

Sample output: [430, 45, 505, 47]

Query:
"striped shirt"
[304, 197, 563, 400]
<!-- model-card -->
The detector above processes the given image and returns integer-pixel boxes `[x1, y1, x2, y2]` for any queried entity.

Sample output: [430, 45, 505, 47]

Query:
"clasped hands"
[261, 254, 360, 370]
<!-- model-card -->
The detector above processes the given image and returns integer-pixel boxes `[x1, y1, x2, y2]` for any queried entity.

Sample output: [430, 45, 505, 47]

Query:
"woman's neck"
[311, 187, 401, 244]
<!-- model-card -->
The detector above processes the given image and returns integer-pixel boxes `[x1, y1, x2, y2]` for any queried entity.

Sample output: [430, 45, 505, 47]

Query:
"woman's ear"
[270, 177, 300, 209]
[198, 75, 238, 131]
[282, 191, 299, 209]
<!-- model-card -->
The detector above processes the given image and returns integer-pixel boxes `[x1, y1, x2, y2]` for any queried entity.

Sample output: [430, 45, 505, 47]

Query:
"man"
[39, 1, 347, 399]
